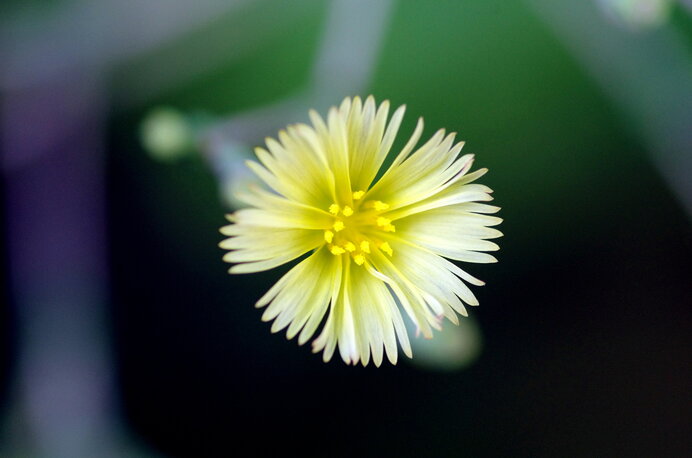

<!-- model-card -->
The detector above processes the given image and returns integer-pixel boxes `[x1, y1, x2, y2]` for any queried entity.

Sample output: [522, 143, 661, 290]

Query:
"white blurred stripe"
[529, 0, 692, 217]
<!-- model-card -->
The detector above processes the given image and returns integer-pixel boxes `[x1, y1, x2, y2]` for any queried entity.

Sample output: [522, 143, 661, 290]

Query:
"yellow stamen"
[377, 217, 391, 227]
[324, 231, 334, 243]
[353, 254, 365, 265]
[342, 206, 354, 217]
[333, 221, 345, 232]
[383, 224, 396, 232]
[360, 241, 370, 253]
[329, 204, 340, 215]
[379, 242, 393, 256]
[373, 201, 389, 211]
[344, 242, 356, 252]
[352, 190, 365, 200]
[330, 246, 346, 255]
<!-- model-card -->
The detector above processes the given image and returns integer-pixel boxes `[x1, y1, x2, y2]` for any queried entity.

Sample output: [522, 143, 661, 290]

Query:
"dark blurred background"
[2, 0, 691, 457]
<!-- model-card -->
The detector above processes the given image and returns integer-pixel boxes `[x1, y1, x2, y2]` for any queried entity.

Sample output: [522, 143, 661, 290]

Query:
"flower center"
[323, 190, 395, 266]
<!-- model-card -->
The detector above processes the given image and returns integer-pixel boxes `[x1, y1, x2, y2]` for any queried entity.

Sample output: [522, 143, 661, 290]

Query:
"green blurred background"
[2, 0, 691, 456]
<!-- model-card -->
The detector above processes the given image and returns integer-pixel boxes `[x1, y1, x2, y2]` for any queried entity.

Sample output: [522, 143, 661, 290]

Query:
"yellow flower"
[220, 96, 502, 366]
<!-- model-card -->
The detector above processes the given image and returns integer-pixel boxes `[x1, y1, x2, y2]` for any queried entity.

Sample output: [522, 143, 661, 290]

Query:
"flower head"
[220, 96, 502, 366]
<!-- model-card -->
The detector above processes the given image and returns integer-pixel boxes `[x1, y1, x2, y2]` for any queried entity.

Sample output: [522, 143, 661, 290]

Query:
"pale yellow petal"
[220, 95, 501, 366]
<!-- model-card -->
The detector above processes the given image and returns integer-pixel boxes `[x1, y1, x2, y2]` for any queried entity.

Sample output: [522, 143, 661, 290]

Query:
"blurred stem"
[3, 75, 120, 457]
